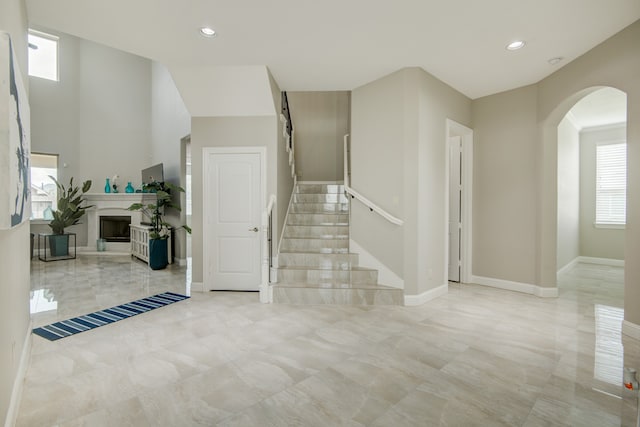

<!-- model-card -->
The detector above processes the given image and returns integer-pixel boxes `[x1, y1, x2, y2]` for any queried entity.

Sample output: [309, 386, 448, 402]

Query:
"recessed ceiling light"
[548, 57, 564, 65]
[200, 27, 217, 38]
[506, 40, 526, 51]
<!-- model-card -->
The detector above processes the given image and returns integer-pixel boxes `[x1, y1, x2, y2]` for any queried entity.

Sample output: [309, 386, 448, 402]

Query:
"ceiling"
[25, 0, 640, 99]
[568, 87, 627, 129]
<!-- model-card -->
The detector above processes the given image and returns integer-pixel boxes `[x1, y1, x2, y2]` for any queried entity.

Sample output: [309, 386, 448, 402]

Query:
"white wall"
[557, 116, 581, 270]
[0, 0, 30, 424]
[351, 67, 471, 296]
[150, 62, 191, 260]
[29, 30, 153, 245]
[579, 124, 626, 260]
[287, 91, 350, 182]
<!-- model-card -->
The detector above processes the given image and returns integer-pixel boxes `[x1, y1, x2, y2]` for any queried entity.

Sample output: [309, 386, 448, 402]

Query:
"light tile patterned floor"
[17, 256, 639, 426]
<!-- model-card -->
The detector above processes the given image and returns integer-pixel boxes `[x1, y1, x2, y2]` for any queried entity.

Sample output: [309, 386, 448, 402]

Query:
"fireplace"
[100, 216, 131, 242]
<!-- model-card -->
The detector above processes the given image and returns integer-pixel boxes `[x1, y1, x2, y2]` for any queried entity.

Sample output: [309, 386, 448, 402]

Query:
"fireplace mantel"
[85, 193, 156, 252]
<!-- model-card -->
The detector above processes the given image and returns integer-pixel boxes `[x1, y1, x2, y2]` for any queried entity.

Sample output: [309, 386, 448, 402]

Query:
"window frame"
[594, 140, 626, 228]
[28, 29, 60, 82]
[30, 152, 59, 222]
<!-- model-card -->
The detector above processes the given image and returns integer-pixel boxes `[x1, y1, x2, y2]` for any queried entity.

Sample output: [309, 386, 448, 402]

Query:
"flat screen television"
[141, 163, 164, 185]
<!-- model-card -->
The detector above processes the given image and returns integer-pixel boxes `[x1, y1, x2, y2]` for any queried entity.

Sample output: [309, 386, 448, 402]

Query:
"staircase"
[273, 183, 403, 305]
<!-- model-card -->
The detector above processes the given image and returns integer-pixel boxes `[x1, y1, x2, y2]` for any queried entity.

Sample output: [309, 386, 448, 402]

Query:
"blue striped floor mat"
[32, 292, 189, 341]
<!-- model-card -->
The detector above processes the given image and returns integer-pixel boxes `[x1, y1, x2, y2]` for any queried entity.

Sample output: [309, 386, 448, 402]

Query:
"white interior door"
[204, 149, 263, 291]
[448, 136, 462, 282]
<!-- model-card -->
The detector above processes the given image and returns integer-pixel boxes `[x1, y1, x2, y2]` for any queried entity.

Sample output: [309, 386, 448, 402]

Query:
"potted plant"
[48, 177, 93, 256]
[128, 181, 191, 270]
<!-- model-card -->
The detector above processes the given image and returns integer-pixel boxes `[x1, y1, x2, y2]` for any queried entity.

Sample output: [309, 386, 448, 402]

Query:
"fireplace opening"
[100, 216, 131, 242]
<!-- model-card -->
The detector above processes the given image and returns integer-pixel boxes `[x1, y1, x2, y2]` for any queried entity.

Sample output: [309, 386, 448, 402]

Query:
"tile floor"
[17, 256, 640, 426]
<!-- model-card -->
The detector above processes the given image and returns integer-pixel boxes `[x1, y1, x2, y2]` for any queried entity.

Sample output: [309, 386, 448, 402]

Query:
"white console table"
[130, 225, 172, 264]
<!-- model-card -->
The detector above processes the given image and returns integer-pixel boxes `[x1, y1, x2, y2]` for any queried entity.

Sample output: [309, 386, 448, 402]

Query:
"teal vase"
[125, 182, 134, 193]
[104, 178, 111, 193]
[148, 238, 168, 270]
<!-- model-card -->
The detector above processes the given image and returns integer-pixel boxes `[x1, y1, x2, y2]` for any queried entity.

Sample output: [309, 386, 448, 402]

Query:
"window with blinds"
[596, 142, 626, 225]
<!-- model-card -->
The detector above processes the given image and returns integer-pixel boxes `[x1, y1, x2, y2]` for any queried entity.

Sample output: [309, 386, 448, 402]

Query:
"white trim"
[577, 256, 624, 267]
[5, 324, 32, 427]
[471, 275, 558, 298]
[594, 223, 625, 229]
[175, 257, 188, 267]
[297, 181, 344, 184]
[191, 281, 204, 292]
[557, 257, 580, 275]
[202, 146, 267, 293]
[404, 284, 448, 306]
[445, 119, 473, 284]
[622, 320, 640, 341]
[349, 238, 404, 289]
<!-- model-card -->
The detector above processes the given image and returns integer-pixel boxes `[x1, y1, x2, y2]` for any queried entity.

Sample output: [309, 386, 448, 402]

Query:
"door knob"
[249, 227, 259, 232]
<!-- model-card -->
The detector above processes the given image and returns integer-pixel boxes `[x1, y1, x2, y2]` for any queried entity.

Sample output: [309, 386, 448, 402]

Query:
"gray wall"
[351, 67, 471, 296]
[557, 117, 581, 270]
[29, 31, 190, 247]
[472, 20, 639, 325]
[190, 116, 279, 284]
[287, 91, 350, 182]
[471, 85, 539, 285]
[579, 124, 626, 260]
[0, 0, 30, 423]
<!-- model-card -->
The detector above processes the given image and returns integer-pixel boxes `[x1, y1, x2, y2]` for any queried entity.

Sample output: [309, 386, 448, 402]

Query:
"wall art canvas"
[0, 32, 31, 229]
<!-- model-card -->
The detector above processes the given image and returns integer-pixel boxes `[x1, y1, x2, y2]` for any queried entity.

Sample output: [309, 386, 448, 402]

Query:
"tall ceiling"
[26, 0, 640, 99]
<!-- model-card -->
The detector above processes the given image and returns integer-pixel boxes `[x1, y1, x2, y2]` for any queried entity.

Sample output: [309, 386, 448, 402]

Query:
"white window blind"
[596, 142, 626, 225]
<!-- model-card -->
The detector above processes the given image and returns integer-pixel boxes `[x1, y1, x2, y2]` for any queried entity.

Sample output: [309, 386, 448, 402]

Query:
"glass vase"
[104, 178, 111, 193]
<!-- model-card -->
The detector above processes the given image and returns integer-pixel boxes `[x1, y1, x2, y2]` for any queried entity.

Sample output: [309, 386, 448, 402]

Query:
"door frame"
[202, 146, 267, 292]
[445, 119, 473, 284]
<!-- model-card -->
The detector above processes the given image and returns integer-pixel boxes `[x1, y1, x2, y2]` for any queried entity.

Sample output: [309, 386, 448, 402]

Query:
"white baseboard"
[471, 275, 558, 298]
[175, 257, 188, 266]
[297, 181, 343, 184]
[5, 324, 32, 427]
[622, 320, 640, 341]
[577, 256, 624, 267]
[191, 282, 204, 292]
[404, 283, 448, 306]
[349, 239, 404, 289]
[557, 257, 580, 275]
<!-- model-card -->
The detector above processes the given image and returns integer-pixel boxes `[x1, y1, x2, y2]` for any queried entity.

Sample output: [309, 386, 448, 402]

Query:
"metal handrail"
[343, 134, 404, 226]
[260, 194, 276, 303]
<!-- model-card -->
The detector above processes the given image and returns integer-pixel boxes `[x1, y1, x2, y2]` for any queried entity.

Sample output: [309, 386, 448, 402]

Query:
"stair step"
[295, 184, 344, 194]
[271, 283, 403, 306]
[277, 266, 378, 285]
[280, 238, 349, 253]
[278, 252, 358, 269]
[287, 213, 349, 226]
[290, 203, 349, 214]
[283, 225, 349, 239]
[293, 194, 349, 203]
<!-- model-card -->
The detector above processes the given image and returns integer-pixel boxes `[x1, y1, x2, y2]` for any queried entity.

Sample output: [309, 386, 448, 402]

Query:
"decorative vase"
[125, 182, 134, 193]
[148, 238, 168, 270]
[104, 178, 111, 193]
[49, 234, 70, 257]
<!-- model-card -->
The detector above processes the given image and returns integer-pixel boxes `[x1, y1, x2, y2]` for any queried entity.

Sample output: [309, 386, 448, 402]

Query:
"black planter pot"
[49, 234, 70, 257]
[148, 238, 168, 270]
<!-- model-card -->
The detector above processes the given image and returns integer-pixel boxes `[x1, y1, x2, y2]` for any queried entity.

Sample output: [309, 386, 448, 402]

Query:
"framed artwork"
[0, 32, 31, 229]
